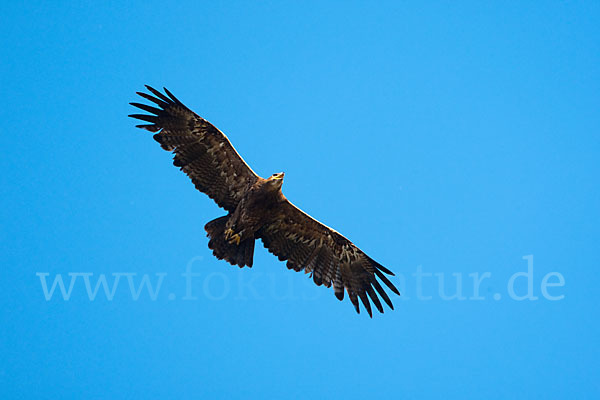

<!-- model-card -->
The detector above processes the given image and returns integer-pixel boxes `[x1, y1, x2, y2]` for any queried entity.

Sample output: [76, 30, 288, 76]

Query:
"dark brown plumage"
[129, 86, 400, 316]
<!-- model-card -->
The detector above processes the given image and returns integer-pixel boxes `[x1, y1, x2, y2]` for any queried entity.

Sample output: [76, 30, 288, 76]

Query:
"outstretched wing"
[258, 200, 400, 317]
[129, 86, 258, 212]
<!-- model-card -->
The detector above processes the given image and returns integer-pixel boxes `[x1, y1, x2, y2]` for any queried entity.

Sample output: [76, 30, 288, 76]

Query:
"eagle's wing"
[258, 200, 400, 317]
[129, 86, 258, 212]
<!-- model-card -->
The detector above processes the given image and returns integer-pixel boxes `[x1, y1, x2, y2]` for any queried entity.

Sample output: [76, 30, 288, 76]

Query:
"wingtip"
[376, 263, 395, 276]
[374, 269, 401, 296]
[163, 86, 183, 105]
[143, 85, 172, 103]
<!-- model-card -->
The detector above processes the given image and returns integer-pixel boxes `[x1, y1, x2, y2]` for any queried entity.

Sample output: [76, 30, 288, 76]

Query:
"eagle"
[129, 86, 400, 316]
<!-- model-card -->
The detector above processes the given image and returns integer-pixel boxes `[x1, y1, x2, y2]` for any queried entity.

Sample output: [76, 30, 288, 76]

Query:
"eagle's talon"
[227, 233, 241, 246]
[224, 228, 241, 245]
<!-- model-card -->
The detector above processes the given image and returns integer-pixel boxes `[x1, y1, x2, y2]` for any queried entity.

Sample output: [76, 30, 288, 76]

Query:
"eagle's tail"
[205, 216, 255, 268]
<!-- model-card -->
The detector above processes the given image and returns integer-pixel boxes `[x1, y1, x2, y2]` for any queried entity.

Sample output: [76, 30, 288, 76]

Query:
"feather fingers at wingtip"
[129, 114, 157, 123]
[144, 85, 172, 103]
[365, 282, 384, 313]
[136, 91, 169, 107]
[163, 87, 184, 105]
[130, 102, 162, 115]
[369, 257, 395, 276]
[371, 277, 394, 310]
[375, 269, 400, 295]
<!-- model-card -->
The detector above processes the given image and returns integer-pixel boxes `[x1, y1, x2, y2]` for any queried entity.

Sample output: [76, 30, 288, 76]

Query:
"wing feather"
[258, 200, 399, 316]
[129, 86, 258, 211]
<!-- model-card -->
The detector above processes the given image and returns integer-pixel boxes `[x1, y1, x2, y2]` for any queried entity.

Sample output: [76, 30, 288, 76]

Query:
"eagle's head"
[266, 172, 285, 191]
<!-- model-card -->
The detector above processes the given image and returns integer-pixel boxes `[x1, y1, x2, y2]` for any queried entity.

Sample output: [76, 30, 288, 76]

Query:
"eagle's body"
[226, 174, 285, 249]
[208, 175, 286, 268]
[130, 86, 399, 316]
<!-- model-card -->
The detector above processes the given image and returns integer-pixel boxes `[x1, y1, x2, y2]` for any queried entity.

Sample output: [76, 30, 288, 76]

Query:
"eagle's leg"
[224, 228, 242, 246]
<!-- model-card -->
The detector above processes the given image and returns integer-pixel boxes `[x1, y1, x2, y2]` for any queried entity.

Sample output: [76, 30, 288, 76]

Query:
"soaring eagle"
[129, 86, 400, 316]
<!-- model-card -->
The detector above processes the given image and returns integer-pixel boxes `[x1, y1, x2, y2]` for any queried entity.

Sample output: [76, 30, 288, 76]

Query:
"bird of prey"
[129, 86, 400, 316]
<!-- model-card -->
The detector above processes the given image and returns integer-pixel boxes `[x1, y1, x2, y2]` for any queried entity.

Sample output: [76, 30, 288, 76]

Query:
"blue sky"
[1, 1, 599, 399]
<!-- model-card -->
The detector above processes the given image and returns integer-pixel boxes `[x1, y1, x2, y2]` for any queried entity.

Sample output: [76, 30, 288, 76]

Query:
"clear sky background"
[1, 1, 599, 399]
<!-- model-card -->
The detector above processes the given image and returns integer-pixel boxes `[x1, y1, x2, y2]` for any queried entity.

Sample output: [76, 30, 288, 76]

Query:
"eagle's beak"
[273, 172, 285, 180]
